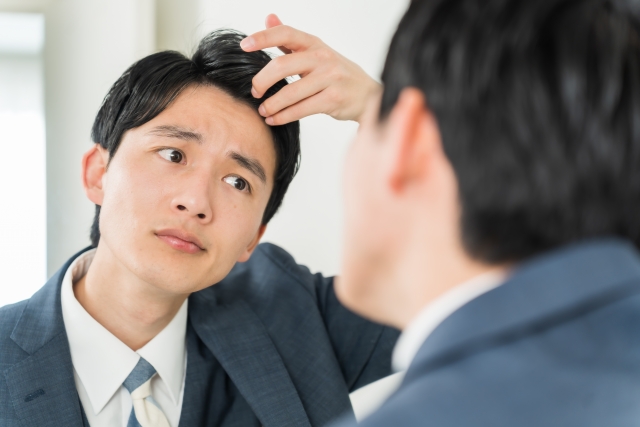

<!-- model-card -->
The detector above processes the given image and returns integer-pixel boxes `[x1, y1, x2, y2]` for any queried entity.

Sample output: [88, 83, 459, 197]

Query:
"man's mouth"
[155, 229, 205, 254]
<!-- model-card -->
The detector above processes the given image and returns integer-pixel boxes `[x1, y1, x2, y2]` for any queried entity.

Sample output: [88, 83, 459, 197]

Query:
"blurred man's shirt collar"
[392, 270, 508, 372]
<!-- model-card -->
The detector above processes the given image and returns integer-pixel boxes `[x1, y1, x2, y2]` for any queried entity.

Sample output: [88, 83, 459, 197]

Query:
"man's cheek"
[127, 170, 172, 212]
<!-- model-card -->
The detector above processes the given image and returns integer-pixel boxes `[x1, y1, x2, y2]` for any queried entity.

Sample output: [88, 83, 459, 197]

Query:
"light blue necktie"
[123, 357, 170, 427]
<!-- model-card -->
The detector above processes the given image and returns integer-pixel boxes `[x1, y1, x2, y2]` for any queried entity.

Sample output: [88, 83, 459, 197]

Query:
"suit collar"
[409, 238, 640, 375]
[392, 270, 506, 372]
[188, 288, 312, 427]
[5, 247, 92, 427]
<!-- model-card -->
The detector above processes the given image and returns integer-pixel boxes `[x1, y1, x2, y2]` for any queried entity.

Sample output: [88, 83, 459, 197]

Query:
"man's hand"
[240, 14, 381, 125]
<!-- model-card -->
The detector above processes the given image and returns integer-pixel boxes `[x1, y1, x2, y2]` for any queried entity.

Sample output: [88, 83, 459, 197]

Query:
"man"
[0, 26, 398, 427]
[242, 0, 640, 425]
[313, 0, 638, 425]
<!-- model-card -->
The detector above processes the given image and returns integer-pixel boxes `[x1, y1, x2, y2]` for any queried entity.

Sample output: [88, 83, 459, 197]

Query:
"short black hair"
[90, 30, 300, 247]
[381, 0, 640, 263]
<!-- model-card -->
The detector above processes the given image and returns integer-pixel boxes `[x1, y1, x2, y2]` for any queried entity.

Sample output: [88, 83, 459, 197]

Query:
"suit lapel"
[409, 239, 640, 376]
[5, 333, 84, 426]
[5, 249, 90, 427]
[189, 291, 312, 427]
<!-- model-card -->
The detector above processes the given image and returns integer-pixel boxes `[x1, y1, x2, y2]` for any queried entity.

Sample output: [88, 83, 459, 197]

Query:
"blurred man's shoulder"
[351, 285, 640, 427]
[337, 240, 640, 427]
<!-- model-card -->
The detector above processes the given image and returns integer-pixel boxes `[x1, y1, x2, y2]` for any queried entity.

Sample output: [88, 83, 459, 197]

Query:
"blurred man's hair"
[381, 0, 640, 262]
[89, 30, 300, 247]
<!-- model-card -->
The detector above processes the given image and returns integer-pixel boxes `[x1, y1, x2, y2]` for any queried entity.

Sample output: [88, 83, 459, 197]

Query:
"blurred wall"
[0, 0, 408, 279]
[0, 12, 47, 305]
[44, 0, 155, 275]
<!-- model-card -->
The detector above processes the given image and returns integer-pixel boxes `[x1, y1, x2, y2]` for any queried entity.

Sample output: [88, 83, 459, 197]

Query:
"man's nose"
[171, 176, 214, 222]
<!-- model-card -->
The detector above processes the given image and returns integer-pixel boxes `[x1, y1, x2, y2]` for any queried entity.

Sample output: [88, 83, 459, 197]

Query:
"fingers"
[265, 89, 335, 125]
[264, 14, 292, 54]
[240, 25, 316, 53]
[265, 13, 283, 28]
[252, 52, 318, 97]
[243, 14, 377, 123]
[259, 74, 328, 118]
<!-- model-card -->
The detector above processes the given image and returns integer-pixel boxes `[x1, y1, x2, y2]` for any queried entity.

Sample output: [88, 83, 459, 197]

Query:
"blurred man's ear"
[385, 87, 444, 195]
[82, 144, 109, 206]
[237, 224, 267, 262]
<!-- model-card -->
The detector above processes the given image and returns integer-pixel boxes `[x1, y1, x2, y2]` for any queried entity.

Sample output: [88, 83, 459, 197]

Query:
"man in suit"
[314, 0, 639, 425]
[241, 0, 640, 426]
[0, 29, 398, 426]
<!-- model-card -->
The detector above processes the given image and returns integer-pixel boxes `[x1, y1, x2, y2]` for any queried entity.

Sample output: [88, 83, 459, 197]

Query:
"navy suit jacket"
[0, 243, 399, 427]
[334, 238, 640, 427]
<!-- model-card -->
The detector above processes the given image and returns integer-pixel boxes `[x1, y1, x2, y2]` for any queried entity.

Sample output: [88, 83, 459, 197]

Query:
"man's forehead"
[146, 125, 203, 143]
[154, 85, 271, 141]
[172, 84, 258, 118]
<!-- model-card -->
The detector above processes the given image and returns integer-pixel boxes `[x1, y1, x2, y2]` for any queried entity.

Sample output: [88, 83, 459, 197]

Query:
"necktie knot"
[123, 357, 157, 394]
[123, 357, 170, 427]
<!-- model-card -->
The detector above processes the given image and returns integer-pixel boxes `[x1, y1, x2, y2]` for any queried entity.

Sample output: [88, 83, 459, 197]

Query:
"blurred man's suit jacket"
[335, 238, 640, 427]
[0, 243, 398, 427]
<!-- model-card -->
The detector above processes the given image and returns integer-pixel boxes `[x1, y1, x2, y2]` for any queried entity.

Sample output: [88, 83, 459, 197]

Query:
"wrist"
[355, 79, 383, 124]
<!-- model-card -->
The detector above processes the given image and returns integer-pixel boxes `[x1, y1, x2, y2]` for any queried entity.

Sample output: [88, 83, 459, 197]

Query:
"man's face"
[95, 85, 276, 295]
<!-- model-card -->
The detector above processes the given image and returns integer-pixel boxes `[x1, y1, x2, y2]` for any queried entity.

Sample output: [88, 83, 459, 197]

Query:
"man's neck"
[73, 245, 188, 351]
[392, 230, 510, 330]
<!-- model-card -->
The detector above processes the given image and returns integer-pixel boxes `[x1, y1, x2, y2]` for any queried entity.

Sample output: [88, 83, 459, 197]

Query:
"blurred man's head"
[82, 30, 300, 295]
[338, 0, 640, 327]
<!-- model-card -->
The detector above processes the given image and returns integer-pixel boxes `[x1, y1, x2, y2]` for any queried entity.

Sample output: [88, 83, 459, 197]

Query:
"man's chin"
[127, 253, 214, 294]
[144, 272, 214, 296]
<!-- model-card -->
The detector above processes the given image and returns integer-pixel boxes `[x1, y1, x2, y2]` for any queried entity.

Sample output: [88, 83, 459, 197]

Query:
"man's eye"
[223, 176, 250, 192]
[158, 149, 184, 163]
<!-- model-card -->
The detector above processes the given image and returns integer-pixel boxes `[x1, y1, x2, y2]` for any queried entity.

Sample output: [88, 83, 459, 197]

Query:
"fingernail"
[265, 117, 274, 125]
[240, 37, 255, 50]
[251, 86, 260, 98]
[259, 104, 267, 116]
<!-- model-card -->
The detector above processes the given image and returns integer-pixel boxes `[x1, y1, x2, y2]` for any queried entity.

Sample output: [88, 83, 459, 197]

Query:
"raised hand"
[240, 14, 381, 125]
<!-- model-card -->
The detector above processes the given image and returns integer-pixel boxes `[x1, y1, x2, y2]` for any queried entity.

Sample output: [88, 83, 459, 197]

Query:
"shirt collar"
[392, 270, 507, 372]
[137, 298, 188, 406]
[60, 249, 188, 414]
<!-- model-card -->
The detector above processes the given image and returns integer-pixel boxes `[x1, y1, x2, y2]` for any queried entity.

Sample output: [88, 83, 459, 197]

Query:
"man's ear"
[237, 224, 267, 262]
[82, 144, 109, 205]
[385, 87, 442, 194]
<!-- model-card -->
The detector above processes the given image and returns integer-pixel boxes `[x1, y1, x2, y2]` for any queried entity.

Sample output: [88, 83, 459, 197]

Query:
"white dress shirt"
[60, 249, 188, 427]
[392, 270, 507, 372]
[350, 270, 508, 421]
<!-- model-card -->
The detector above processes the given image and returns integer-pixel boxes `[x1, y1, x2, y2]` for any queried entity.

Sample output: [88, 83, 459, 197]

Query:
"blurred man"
[245, 0, 640, 426]
[0, 28, 398, 427]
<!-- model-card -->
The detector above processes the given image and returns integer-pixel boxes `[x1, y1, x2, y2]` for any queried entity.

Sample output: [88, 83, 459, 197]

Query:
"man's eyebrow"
[228, 151, 267, 184]
[146, 125, 204, 143]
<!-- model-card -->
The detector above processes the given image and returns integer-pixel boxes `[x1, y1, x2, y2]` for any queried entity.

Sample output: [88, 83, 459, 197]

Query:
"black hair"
[380, 0, 640, 263]
[89, 30, 300, 247]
